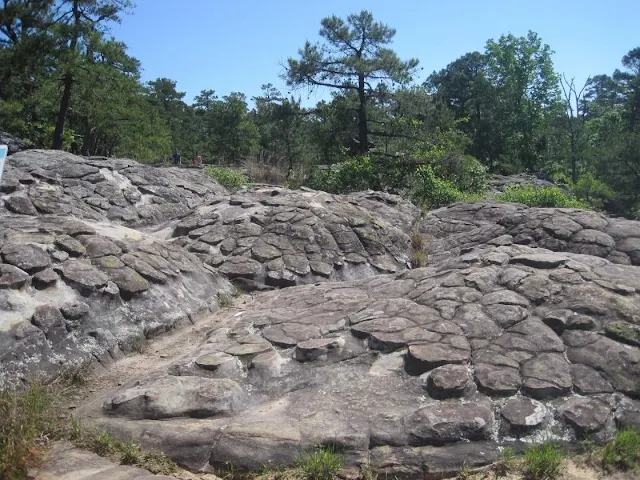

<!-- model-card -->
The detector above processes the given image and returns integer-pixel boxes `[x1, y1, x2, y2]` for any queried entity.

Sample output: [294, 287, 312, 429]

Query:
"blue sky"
[111, 0, 639, 106]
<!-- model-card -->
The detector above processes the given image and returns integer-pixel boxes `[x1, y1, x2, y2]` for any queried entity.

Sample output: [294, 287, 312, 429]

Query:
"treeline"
[1, 3, 639, 215]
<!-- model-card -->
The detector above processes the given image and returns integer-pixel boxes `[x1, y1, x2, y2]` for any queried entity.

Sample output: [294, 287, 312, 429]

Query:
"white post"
[0, 145, 7, 183]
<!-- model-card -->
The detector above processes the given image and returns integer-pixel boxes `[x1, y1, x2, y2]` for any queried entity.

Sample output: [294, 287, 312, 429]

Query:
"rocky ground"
[1, 149, 640, 478]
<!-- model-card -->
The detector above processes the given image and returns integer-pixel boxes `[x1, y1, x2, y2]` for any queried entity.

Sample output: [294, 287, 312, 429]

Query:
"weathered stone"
[501, 397, 547, 430]
[522, 353, 572, 399]
[423, 364, 471, 398]
[54, 234, 86, 256]
[121, 253, 168, 284]
[294, 337, 342, 362]
[510, 253, 567, 269]
[60, 301, 90, 320]
[219, 257, 262, 279]
[4, 194, 37, 215]
[106, 267, 149, 295]
[572, 364, 614, 394]
[559, 397, 611, 435]
[0, 263, 29, 288]
[195, 352, 236, 371]
[407, 403, 493, 444]
[1, 243, 50, 273]
[32, 268, 59, 288]
[405, 341, 470, 375]
[31, 304, 67, 342]
[475, 364, 521, 396]
[57, 259, 109, 292]
[605, 321, 640, 347]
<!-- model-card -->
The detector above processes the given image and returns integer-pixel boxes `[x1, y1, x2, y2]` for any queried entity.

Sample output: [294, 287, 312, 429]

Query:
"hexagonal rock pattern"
[1, 149, 227, 227]
[0, 215, 233, 387]
[420, 201, 640, 267]
[77, 241, 640, 475]
[163, 188, 418, 290]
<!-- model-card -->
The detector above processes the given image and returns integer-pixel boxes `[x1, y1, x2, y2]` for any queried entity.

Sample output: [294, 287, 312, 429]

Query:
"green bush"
[433, 153, 488, 194]
[307, 155, 376, 194]
[297, 445, 343, 480]
[602, 428, 640, 471]
[0, 382, 57, 479]
[498, 184, 587, 209]
[205, 167, 250, 191]
[570, 172, 615, 210]
[410, 165, 465, 209]
[524, 443, 564, 480]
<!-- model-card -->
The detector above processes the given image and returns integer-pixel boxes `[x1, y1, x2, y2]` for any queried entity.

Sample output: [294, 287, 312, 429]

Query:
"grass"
[493, 446, 516, 478]
[411, 250, 427, 268]
[205, 167, 251, 191]
[410, 229, 428, 269]
[218, 292, 234, 308]
[0, 382, 57, 479]
[497, 184, 587, 209]
[0, 376, 178, 479]
[602, 427, 640, 471]
[296, 445, 343, 480]
[129, 333, 148, 354]
[523, 443, 564, 480]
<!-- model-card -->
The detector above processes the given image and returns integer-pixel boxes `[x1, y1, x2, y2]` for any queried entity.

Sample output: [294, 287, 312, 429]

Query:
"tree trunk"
[52, 73, 73, 149]
[357, 73, 368, 154]
[52, 0, 80, 150]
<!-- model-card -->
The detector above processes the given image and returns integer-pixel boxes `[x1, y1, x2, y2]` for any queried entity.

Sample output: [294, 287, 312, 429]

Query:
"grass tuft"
[524, 443, 564, 480]
[602, 427, 640, 471]
[493, 446, 516, 478]
[218, 292, 234, 308]
[411, 250, 427, 268]
[297, 445, 343, 480]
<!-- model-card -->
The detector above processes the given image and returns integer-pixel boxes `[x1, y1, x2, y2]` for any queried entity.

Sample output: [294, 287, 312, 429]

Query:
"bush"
[205, 167, 250, 191]
[297, 445, 343, 480]
[602, 428, 640, 471]
[410, 165, 465, 209]
[0, 383, 56, 479]
[570, 172, 615, 210]
[307, 155, 376, 194]
[524, 443, 564, 480]
[498, 184, 587, 209]
[433, 153, 488, 194]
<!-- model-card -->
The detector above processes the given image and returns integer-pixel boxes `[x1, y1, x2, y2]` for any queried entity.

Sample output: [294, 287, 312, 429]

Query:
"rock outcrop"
[2, 150, 640, 478]
[0, 131, 35, 155]
[421, 201, 640, 266]
[158, 188, 419, 290]
[1, 150, 227, 226]
[78, 241, 640, 476]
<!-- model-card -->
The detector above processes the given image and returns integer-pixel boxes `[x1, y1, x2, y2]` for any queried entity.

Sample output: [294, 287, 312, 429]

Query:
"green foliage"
[296, 445, 343, 480]
[205, 167, 250, 191]
[498, 184, 587, 209]
[0, 382, 56, 479]
[410, 165, 465, 209]
[218, 292, 233, 308]
[524, 443, 564, 480]
[493, 446, 516, 478]
[432, 153, 488, 194]
[570, 172, 616, 210]
[92, 429, 116, 456]
[601, 428, 640, 471]
[307, 155, 376, 194]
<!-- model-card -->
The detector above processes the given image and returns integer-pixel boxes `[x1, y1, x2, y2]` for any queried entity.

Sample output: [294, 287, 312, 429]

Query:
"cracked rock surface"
[78, 243, 640, 476]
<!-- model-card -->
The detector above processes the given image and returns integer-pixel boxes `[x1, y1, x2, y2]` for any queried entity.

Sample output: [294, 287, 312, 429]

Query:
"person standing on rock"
[193, 152, 202, 166]
[172, 151, 181, 165]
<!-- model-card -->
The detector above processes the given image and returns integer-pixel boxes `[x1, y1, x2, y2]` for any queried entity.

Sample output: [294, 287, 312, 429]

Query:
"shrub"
[0, 382, 56, 479]
[433, 153, 488, 194]
[602, 428, 640, 471]
[410, 165, 464, 209]
[571, 172, 615, 210]
[205, 167, 250, 191]
[498, 184, 587, 209]
[307, 155, 376, 194]
[297, 445, 343, 480]
[524, 443, 564, 480]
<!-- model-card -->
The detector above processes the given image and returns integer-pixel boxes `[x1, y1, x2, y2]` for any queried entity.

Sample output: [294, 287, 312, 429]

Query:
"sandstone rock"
[0, 263, 29, 288]
[501, 396, 547, 431]
[4, 194, 37, 215]
[423, 364, 471, 398]
[559, 397, 611, 435]
[407, 402, 493, 444]
[32, 268, 59, 289]
[605, 321, 640, 347]
[54, 234, 86, 256]
[1, 243, 51, 273]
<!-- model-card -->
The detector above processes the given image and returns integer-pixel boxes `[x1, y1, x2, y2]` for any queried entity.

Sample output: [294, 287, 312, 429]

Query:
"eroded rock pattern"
[0, 215, 232, 387]
[421, 201, 640, 267]
[159, 188, 418, 289]
[78, 243, 640, 476]
[1, 150, 227, 226]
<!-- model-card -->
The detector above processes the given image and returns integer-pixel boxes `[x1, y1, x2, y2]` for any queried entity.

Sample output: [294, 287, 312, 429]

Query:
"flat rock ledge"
[77, 243, 640, 477]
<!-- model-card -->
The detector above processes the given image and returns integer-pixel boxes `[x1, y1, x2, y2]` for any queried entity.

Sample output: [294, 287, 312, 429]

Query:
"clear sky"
[110, 0, 639, 106]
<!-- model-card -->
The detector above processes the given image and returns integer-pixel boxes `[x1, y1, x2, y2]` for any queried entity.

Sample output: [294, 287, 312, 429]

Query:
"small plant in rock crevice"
[296, 445, 343, 480]
[601, 427, 640, 471]
[524, 442, 564, 480]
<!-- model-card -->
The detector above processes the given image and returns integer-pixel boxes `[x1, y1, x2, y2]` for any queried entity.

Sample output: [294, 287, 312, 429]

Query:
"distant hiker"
[193, 152, 202, 166]
[172, 151, 181, 165]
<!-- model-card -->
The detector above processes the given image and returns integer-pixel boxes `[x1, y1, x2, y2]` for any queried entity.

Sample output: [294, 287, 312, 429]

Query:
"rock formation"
[2, 150, 640, 477]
